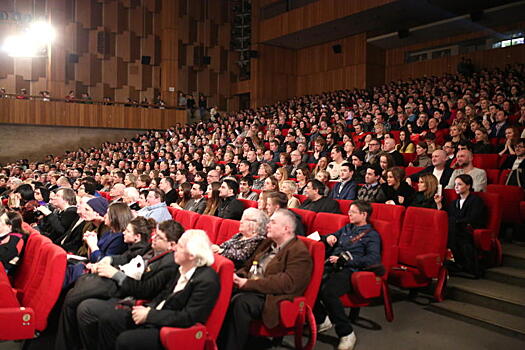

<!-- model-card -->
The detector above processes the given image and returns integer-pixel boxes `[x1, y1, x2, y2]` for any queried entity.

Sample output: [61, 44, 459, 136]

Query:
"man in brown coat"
[219, 209, 313, 350]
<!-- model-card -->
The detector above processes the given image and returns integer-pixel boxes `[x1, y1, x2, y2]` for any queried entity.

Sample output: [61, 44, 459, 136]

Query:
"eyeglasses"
[152, 235, 168, 241]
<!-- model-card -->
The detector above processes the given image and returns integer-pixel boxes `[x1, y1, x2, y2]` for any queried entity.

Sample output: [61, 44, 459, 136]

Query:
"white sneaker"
[317, 316, 333, 333]
[338, 332, 357, 350]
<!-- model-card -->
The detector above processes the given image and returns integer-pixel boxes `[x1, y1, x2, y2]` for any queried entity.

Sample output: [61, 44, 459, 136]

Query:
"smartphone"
[437, 184, 443, 197]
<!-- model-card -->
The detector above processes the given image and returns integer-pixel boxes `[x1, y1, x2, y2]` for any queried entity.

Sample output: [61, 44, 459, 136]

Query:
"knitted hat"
[87, 197, 109, 217]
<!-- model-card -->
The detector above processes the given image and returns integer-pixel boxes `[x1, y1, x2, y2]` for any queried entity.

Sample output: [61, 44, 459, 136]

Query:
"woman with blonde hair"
[312, 156, 329, 177]
[411, 174, 439, 209]
[280, 180, 301, 208]
[274, 167, 289, 188]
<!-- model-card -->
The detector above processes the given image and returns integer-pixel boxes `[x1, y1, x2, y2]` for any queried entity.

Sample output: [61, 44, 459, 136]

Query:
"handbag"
[65, 273, 118, 306]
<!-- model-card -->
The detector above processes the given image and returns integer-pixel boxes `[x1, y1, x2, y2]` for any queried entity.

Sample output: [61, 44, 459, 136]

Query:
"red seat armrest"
[416, 253, 442, 278]
[472, 229, 493, 251]
[351, 271, 382, 299]
[279, 297, 307, 328]
[0, 307, 35, 340]
[160, 324, 208, 350]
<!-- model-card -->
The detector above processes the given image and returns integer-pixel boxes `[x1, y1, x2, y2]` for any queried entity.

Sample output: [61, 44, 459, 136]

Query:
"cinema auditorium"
[0, 1, 524, 350]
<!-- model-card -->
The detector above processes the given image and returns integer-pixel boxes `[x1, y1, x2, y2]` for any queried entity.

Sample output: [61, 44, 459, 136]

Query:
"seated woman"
[253, 163, 272, 190]
[0, 209, 27, 275]
[382, 167, 415, 206]
[274, 167, 289, 189]
[295, 165, 311, 195]
[211, 208, 268, 269]
[435, 174, 486, 277]
[397, 130, 415, 153]
[263, 176, 279, 192]
[411, 174, 439, 209]
[280, 180, 301, 209]
[170, 182, 191, 209]
[203, 182, 221, 216]
[75, 229, 219, 350]
[378, 152, 395, 183]
[472, 127, 494, 154]
[409, 142, 432, 167]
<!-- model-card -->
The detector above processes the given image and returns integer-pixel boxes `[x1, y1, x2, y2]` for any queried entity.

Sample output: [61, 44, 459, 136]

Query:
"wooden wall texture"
[0, 98, 186, 130]
[257, 0, 394, 42]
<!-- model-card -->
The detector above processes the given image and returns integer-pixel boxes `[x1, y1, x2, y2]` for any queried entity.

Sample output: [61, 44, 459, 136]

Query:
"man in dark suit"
[408, 150, 454, 187]
[55, 220, 185, 350]
[184, 182, 207, 214]
[330, 163, 357, 200]
[217, 179, 245, 220]
[300, 180, 341, 214]
[382, 138, 405, 166]
[38, 187, 79, 242]
[73, 230, 219, 350]
[219, 209, 312, 350]
[158, 177, 178, 206]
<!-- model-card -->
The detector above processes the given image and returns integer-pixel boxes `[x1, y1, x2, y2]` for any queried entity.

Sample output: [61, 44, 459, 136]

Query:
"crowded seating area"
[1, 63, 525, 350]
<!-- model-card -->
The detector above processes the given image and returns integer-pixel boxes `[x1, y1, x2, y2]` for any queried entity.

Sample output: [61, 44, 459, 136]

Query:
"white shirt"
[156, 266, 196, 310]
[433, 168, 444, 182]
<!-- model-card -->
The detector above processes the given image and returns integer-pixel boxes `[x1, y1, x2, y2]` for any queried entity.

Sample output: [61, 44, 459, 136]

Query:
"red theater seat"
[487, 185, 524, 225]
[474, 192, 503, 265]
[308, 212, 349, 236]
[160, 255, 234, 350]
[404, 167, 425, 178]
[472, 154, 500, 169]
[249, 237, 325, 350]
[175, 210, 200, 230]
[402, 153, 417, 166]
[486, 169, 500, 184]
[167, 206, 179, 220]
[294, 194, 307, 203]
[389, 207, 448, 301]
[238, 198, 258, 209]
[336, 199, 353, 215]
[289, 208, 317, 234]
[216, 219, 240, 245]
[194, 215, 223, 243]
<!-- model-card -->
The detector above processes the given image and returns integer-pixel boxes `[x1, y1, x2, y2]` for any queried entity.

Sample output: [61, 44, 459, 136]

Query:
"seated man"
[329, 163, 357, 200]
[217, 179, 244, 220]
[74, 230, 219, 350]
[185, 182, 207, 214]
[158, 177, 178, 206]
[446, 150, 487, 192]
[408, 149, 454, 187]
[219, 209, 313, 350]
[357, 165, 387, 203]
[300, 179, 340, 213]
[38, 187, 79, 242]
[238, 176, 259, 201]
[265, 191, 305, 236]
[315, 200, 381, 350]
[136, 188, 172, 223]
[55, 220, 184, 350]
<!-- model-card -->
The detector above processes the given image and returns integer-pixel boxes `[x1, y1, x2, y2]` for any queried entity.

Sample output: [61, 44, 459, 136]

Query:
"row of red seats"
[0, 233, 67, 341]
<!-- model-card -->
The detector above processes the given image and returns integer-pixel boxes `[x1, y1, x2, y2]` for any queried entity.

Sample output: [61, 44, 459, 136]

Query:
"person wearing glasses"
[365, 138, 381, 165]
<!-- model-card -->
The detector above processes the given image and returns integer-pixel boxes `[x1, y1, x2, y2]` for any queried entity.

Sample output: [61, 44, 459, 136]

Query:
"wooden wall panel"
[0, 99, 186, 129]
[258, 0, 394, 42]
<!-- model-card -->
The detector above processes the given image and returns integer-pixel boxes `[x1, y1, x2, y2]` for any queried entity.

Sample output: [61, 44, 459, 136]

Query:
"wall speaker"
[332, 44, 342, 54]
[141, 56, 151, 65]
[68, 54, 79, 63]
[398, 29, 409, 39]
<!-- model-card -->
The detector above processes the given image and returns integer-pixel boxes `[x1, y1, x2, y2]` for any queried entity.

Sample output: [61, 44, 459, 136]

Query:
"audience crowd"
[1, 63, 525, 350]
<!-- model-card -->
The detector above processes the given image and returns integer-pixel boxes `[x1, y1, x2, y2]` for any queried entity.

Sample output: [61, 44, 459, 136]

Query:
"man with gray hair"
[446, 150, 487, 192]
[219, 209, 313, 350]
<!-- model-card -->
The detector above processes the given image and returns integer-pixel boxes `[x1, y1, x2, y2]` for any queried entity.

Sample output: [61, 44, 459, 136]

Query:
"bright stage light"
[2, 21, 55, 57]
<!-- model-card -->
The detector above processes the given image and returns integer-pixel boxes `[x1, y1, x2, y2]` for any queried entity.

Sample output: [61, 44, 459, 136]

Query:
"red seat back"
[370, 202, 405, 253]
[472, 154, 500, 169]
[327, 181, 337, 191]
[167, 207, 179, 220]
[289, 208, 317, 234]
[216, 219, 240, 245]
[486, 169, 500, 184]
[404, 167, 425, 177]
[21, 244, 66, 331]
[175, 210, 200, 230]
[13, 234, 52, 293]
[238, 199, 258, 209]
[476, 192, 503, 235]
[202, 255, 234, 340]
[297, 237, 325, 308]
[402, 153, 417, 166]
[308, 212, 349, 236]
[294, 194, 307, 203]
[397, 207, 448, 268]
[336, 200, 353, 215]
[486, 185, 523, 225]
[499, 169, 511, 184]
[370, 220, 398, 278]
[194, 215, 223, 243]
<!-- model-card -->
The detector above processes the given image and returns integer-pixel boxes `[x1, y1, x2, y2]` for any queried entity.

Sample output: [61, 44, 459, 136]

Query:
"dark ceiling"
[262, 0, 525, 49]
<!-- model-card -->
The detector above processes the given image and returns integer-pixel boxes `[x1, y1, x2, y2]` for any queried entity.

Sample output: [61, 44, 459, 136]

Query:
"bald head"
[456, 150, 473, 167]
[383, 138, 396, 152]
[431, 150, 447, 168]
[110, 183, 126, 198]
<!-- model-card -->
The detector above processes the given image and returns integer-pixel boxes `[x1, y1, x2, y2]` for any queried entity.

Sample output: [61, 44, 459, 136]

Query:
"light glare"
[2, 21, 55, 57]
